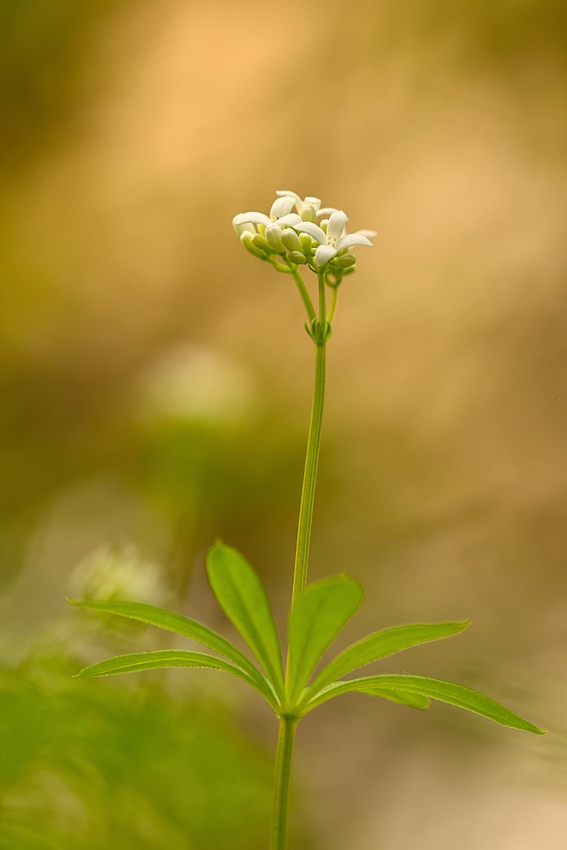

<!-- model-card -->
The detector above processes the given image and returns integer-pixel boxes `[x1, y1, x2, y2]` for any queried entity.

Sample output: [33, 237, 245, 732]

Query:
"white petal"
[276, 213, 302, 227]
[233, 211, 271, 227]
[317, 207, 339, 217]
[337, 233, 373, 249]
[326, 210, 348, 246]
[233, 221, 256, 236]
[354, 229, 377, 239]
[294, 222, 327, 244]
[276, 190, 302, 207]
[270, 195, 296, 220]
[315, 245, 337, 266]
[304, 196, 321, 212]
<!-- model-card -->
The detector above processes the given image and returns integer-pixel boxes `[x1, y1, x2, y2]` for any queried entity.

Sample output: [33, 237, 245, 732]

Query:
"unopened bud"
[265, 223, 285, 253]
[299, 233, 313, 254]
[335, 253, 356, 268]
[319, 218, 329, 233]
[281, 228, 302, 252]
[289, 251, 307, 264]
[241, 232, 267, 258]
[252, 233, 272, 253]
[301, 204, 317, 223]
[342, 266, 356, 276]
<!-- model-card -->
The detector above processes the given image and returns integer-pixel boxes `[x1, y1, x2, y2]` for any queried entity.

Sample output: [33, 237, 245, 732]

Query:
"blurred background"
[1, 0, 567, 847]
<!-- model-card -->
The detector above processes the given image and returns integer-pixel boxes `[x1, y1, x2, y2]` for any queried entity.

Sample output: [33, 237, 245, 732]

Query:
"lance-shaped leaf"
[74, 649, 271, 700]
[206, 543, 284, 697]
[307, 620, 470, 697]
[298, 678, 431, 712]
[286, 576, 363, 703]
[302, 674, 545, 733]
[68, 598, 276, 706]
[371, 688, 431, 710]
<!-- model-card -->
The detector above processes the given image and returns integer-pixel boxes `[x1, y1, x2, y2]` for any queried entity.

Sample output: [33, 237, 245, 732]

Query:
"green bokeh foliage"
[0, 654, 273, 849]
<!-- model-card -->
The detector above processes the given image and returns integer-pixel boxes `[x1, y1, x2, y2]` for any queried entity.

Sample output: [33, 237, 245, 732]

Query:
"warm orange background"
[1, 2, 567, 848]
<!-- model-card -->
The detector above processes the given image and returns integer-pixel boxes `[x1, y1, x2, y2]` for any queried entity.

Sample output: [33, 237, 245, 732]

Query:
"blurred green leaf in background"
[0, 652, 275, 850]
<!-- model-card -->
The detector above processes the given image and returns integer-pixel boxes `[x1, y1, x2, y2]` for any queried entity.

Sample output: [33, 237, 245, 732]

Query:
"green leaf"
[206, 543, 284, 697]
[303, 674, 545, 733]
[74, 649, 266, 695]
[372, 688, 431, 709]
[300, 679, 431, 711]
[286, 576, 363, 703]
[67, 598, 277, 707]
[307, 620, 470, 697]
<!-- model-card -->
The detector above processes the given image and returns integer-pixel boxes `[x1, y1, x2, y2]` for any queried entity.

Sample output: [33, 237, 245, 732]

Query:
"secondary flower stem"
[328, 286, 338, 324]
[289, 265, 316, 323]
[270, 716, 298, 850]
[318, 271, 326, 324]
[291, 337, 326, 602]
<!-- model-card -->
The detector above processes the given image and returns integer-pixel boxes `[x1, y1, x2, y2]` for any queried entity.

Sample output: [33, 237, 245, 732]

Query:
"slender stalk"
[291, 280, 327, 602]
[328, 286, 338, 324]
[318, 271, 326, 323]
[270, 716, 298, 850]
[277, 272, 328, 849]
[289, 265, 316, 323]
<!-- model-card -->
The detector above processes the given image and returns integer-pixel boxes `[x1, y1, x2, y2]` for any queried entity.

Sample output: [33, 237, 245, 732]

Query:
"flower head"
[232, 192, 375, 283]
[294, 210, 374, 267]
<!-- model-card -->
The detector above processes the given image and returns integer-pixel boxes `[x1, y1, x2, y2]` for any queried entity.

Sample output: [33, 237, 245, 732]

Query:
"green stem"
[291, 339, 326, 601]
[328, 286, 338, 324]
[275, 271, 328, 849]
[318, 271, 326, 323]
[289, 265, 316, 323]
[270, 716, 298, 850]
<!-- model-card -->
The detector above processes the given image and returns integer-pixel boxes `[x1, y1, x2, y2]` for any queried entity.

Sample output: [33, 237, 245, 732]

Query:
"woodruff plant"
[70, 190, 544, 850]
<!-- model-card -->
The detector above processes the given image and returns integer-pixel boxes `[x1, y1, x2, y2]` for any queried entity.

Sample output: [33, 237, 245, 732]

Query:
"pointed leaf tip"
[301, 674, 544, 732]
[68, 597, 276, 706]
[206, 543, 284, 697]
[73, 650, 269, 694]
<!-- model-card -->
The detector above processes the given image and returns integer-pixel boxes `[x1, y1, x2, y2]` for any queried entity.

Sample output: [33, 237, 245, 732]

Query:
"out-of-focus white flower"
[294, 210, 375, 267]
[135, 343, 254, 425]
[69, 543, 169, 605]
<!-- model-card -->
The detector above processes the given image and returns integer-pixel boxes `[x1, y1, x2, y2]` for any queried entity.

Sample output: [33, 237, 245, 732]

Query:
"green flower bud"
[241, 232, 267, 258]
[252, 233, 272, 253]
[342, 266, 356, 276]
[299, 233, 313, 255]
[319, 218, 329, 233]
[289, 251, 307, 264]
[281, 228, 302, 252]
[301, 205, 317, 223]
[335, 253, 356, 268]
[265, 223, 285, 253]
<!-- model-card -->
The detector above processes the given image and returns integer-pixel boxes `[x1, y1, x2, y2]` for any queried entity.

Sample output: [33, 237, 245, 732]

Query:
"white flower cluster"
[70, 543, 170, 606]
[233, 191, 375, 277]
